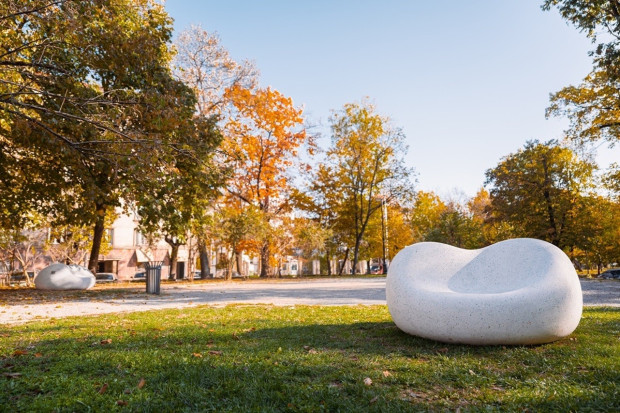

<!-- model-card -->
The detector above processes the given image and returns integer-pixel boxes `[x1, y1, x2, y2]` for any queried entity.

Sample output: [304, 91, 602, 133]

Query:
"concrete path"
[0, 278, 617, 325]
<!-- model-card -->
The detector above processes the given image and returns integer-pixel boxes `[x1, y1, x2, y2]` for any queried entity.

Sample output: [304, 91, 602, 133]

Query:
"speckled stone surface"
[386, 238, 582, 345]
[34, 263, 96, 290]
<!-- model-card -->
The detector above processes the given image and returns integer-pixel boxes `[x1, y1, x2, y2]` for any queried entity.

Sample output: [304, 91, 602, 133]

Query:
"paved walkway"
[0, 278, 617, 325]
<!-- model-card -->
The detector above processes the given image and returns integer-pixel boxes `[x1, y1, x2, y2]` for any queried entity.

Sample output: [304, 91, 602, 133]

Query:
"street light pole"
[381, 197, 389, 275]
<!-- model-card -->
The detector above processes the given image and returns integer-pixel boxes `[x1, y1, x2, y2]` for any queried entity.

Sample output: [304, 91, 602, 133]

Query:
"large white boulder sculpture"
[34, 263, 96, 290]
[386, 238, 582, 345]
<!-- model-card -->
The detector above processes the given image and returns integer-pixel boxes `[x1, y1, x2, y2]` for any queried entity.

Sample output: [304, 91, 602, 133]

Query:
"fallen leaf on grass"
[363, 377, 373, 386]
[98, 383, 108, 394]
[436, 348, 449, 354]
[308, 349, 318, 354]
[100, 339, 112, 345]
[137, 378, 146, 389]
[400, 389, 425, 400]
[34, 353, 42, 358]
[382, 370, 391, 377]
[116, 400, 128, 406]
[370, 396, 379, 404]
[208, 350, 222, 356]
[2, 372, 21, 378]
[192, 353, 203, 358]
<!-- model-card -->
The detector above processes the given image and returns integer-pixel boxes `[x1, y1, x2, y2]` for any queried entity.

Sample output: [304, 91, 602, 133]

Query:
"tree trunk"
[366, 260, 371, 275]
[352, 236, 362, 275]
[164, 235, 186, 280]
[197, 238, 211, 279]
[169, 244, 179, 280]
[225, 247, 235, 281]
[88, 204, 107, 274]
[325, 251, 332, 276]
[260, 242, 270, 277]
[338, 248, 349, 276]
[541, 156, 559, 246]
[236, 250, 243, 277]
[22, 268, 31, 287]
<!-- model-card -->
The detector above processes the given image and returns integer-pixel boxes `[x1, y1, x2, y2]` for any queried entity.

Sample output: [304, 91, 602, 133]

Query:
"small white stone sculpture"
[34, 263, 96, 290]
[386, 238, 582, 345]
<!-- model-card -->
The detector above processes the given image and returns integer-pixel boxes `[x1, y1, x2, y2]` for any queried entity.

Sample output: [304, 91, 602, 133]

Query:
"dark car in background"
[370, 265, 383, 274]
[6, 271, 34, 286]
[132, 271, 146, 282]
[599, 269, 620, 280]
[95, 272, 118, 283]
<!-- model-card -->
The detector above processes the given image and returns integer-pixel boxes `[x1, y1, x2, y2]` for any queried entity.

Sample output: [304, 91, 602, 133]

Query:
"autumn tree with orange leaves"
[223, 85, 308, 277]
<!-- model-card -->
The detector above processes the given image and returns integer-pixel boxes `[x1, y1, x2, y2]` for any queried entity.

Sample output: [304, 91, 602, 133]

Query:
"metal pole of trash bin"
[145, 261, 163, 294]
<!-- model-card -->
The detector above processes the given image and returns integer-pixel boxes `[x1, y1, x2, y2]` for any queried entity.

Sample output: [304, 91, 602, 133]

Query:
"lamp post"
[381, 197, 389, 275]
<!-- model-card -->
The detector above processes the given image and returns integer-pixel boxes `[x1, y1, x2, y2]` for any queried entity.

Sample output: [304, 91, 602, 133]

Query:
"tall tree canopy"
[485, 140, 595, 249]
[173, 25, 257, 118]
[323, 101, 414, 274]
[1, 0, 218, 273]
[223, 85, 307, 276]
[543, 1, 620, 189]
[171, 25, 259, 278]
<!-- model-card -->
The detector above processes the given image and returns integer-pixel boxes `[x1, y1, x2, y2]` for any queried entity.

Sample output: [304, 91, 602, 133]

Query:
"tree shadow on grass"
[2, 311, 618, 412]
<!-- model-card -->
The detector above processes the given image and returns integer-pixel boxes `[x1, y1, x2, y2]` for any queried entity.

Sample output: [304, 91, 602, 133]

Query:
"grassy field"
[1, 305, 618, 412]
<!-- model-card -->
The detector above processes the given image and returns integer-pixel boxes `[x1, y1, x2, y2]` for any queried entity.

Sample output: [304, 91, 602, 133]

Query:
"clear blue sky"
[164, 0, 618, 197]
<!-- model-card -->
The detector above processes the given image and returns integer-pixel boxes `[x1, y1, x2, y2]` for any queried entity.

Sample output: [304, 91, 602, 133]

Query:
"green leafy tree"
[216, 205, 266, 280]
[0, 0, 159, 158]
[485, 140, 595, 249]
[543, 1, 620, 191]
[293, 218, 332, 262]
[136, 116, 223, 280]
[570, 195, 620, 274]
[424, 203, 485, 249]
[1, 0, 212, 275]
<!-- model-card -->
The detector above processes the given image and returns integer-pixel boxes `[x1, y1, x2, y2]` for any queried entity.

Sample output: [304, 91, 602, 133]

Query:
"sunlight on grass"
[1, 306, 618, 412]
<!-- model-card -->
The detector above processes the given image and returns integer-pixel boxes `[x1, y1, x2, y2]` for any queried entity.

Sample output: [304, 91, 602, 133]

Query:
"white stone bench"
[386, 238, 582, 345]
[34, 263, 95, 290]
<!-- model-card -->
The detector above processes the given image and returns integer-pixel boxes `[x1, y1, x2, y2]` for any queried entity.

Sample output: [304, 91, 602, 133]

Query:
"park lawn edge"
[1, 305, 618, 412]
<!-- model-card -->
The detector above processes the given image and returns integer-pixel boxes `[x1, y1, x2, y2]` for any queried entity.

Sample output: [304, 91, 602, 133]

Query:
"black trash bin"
[145, 261, 163, 294]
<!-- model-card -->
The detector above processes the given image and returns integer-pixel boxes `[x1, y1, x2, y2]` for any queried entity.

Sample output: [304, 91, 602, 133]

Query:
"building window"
[134, 230, 146, 246]
[106, 229, 114, 246]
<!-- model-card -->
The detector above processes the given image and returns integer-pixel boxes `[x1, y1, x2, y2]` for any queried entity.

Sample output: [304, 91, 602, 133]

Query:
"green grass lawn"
[1, 305, 618, 412]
